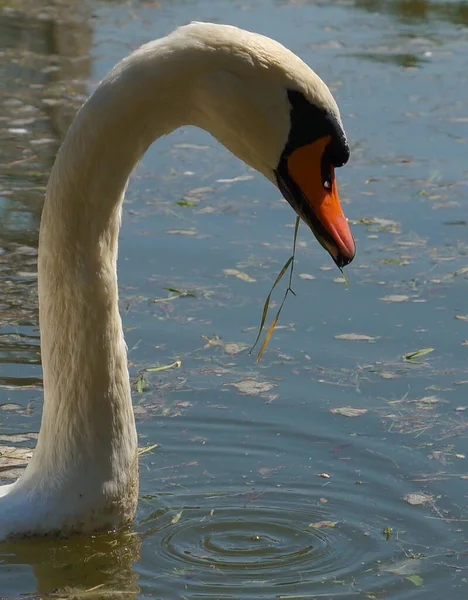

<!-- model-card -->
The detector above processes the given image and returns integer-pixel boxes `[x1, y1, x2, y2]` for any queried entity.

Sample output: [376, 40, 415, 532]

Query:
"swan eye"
[321, 150, 333, 191]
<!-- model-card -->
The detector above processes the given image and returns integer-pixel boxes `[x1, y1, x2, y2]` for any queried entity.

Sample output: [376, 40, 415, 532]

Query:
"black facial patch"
[282, 89, 349, 167]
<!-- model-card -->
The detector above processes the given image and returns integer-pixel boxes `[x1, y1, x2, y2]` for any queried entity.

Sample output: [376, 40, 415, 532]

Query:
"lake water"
[1, 0, 468, 598]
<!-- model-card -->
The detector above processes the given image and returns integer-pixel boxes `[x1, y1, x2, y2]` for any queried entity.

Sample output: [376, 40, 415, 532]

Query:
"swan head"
[273, 89, 354, 269]
[177, 22, 355, 268]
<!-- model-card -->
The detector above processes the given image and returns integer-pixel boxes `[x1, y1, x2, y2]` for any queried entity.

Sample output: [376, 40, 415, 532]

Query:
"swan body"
[0, 22, 354, 540]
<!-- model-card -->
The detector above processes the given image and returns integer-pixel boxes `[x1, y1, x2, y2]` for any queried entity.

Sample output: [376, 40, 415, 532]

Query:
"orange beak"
[277, 136, 355, 268]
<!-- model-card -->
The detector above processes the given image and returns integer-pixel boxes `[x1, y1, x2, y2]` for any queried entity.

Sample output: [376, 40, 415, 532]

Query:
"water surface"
[1, 0, 468, 598]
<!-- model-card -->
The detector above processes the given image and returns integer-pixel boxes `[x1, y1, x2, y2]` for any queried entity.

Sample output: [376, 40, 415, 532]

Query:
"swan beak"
[276, 139, 355, 269]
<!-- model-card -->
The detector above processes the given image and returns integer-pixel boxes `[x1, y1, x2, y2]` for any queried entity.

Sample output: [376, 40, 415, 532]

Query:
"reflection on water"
[0, 0, 91, 385]
[1, 531, 141, 598]
[0, 0, 91, 248]
[278, 0, 468, 25]
[1, 0, 468, 598]
[355, 0, 468, 25]
[350, 50, 430, 67]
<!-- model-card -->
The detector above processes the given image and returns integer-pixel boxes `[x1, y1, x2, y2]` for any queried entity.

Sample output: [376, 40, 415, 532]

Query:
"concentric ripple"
[137, 485, 435, 599]
[136, 410, 457, 598]
[165, 506, 324, 571]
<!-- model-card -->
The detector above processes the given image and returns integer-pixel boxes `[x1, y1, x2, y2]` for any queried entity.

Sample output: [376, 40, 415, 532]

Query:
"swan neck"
[31, 42, 199, 486]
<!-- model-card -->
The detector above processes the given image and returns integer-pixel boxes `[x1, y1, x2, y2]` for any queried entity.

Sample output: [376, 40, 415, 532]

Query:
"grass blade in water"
[250, 256, 293, 354]
[252, 217, 300, 361]
[402, 348, 434, 361]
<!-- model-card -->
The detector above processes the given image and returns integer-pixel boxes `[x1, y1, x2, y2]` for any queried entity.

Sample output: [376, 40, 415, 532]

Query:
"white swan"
[0, 22, 355, 540]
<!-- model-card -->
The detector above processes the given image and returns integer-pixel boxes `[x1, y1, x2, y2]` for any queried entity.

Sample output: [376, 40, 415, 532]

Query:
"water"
[1, 0, 468, 597]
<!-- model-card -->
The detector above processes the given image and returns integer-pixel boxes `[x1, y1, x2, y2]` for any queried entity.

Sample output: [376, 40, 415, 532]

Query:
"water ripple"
[135, 408, 455, 598]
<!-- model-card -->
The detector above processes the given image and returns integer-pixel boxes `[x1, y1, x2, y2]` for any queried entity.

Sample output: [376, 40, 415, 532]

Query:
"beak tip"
[334, 251, 355, 269]
[320, 234, 355, 269]
[331, 235, 356, 268]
